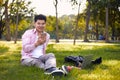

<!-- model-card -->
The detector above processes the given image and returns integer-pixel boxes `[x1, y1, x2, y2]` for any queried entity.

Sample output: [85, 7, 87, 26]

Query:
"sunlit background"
[26, 0, 86, 17]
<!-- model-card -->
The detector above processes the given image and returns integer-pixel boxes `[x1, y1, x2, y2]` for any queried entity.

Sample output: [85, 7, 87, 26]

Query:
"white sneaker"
[51, 69, 65, 76]
[45, 67, 65, 76]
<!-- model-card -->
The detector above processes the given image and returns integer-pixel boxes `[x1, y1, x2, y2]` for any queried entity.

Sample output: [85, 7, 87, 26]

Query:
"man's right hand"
[34, 38, 46, 47]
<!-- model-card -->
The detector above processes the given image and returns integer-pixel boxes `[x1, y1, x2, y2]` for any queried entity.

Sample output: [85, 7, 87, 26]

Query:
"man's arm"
[22, 30, 36, 53]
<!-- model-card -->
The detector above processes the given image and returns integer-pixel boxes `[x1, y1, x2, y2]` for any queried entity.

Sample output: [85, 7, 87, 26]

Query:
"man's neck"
[37, 31, 44, 35]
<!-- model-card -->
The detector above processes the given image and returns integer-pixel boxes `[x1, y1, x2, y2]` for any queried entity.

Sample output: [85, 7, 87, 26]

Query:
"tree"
[69, 0, 84, 44]
[53, 0, 59, 42]
[46, 16, 56, 39]
[0, 17, 5, 39]
[14, 0, 19, 44]
[108, 0, 120, 40]
[0, 0, 5, 39]
[4, 0, 11, 41]
[105, 6, 109, 42]
[9, 0, 33, 43]
[84, 0, 91, 42]
[2, 0, 34, 43]
[60, 15, 75, 39]
[96, 0, 120, 42]
[73, 0, 81, 45]
[90, 0, 100, 40]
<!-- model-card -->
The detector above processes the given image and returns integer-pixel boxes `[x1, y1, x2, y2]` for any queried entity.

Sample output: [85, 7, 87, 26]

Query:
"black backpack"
[64, 55, 84, 67]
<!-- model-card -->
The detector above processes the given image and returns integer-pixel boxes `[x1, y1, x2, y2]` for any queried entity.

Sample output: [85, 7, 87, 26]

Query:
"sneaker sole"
[51, 70, 65, 76]
[44, 72, 51, 75]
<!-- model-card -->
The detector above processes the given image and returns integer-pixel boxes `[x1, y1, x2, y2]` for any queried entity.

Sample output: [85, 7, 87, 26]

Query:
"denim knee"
[48, 53, 55, 58]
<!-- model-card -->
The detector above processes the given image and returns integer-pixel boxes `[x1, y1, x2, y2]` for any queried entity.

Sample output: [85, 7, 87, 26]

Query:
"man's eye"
[38, 23, 45, 25]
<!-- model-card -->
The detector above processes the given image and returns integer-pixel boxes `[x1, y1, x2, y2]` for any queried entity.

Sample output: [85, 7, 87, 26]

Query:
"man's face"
[34, 20, 46, 33]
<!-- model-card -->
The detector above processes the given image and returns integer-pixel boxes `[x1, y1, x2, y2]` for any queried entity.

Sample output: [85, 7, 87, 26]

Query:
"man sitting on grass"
[20, 14, 68, 76]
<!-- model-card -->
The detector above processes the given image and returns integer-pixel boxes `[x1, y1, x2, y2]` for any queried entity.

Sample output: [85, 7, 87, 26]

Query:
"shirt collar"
[33, 28, 37, 34]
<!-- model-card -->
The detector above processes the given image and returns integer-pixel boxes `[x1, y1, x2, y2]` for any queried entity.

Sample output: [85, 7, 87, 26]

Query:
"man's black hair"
[34, 14, 47, 22]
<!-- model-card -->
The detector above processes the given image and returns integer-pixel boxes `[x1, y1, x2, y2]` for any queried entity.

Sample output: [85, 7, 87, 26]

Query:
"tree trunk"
[0, 18, 3, 39]
[0, 19, 5, 39]
[95, 21, 99, 40]
[55, 0, 59, 43]
[84, 0, 90, 42]
[14, 4, 19, 44]
[73, 2, 81, 45]
[105, 7, 109, 42]
[110, 9, 115, 41]
[0, 21, 2, 39]
[5, 0, 11, 41]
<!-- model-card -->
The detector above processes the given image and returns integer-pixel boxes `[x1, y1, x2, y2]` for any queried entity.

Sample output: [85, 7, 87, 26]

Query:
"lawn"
[0, 41, 120, 80]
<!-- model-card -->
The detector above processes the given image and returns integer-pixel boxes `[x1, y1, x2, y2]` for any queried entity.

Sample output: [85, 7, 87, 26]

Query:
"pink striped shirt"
[21, 29, 50, 59]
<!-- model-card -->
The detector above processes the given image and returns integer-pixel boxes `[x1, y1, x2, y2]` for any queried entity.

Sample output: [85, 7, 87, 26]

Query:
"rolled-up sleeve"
[22, 30, 36, 53]
[44, 33, 50, 48]
[46, 33, 50, 45]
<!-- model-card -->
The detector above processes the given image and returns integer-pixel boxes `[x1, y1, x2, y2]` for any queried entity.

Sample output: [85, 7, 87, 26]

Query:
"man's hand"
[34, 33, 46, 47]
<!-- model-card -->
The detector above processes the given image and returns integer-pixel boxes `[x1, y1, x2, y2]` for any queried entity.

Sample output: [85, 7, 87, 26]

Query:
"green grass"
[0, 41, 120, 80]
